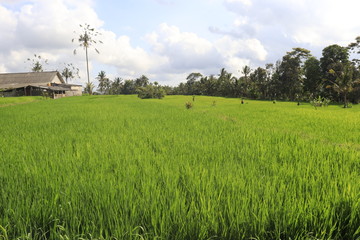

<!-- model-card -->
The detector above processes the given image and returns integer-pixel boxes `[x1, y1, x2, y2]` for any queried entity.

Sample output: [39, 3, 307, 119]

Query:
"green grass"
[0, 96, 45, 106]
[0, 95, 359, 240]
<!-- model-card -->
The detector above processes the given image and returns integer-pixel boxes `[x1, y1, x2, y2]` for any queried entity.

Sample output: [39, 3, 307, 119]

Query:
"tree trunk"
[85, 47, 91, 94]
[344, 92, 348, 108]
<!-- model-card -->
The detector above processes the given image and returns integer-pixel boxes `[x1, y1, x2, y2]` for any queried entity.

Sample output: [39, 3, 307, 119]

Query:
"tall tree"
[217, 68, 234, 97]
[277, 48, 311, 100]
[96, 71, 110, 94]
[326, 63, 360, 108]
[348, 36, 360, 55]
[265, 63, 280, 99]
[303, 56, 322, 96]
[122, 80, 136, 94]
[250, 67, 268, 99]
[110, 77, 123, 95]
[348, 36, 360, 67]
[241, 65, 251, 79]
[72, 23, 102, 88]
[186, 73, 203, 95]
[135, 75, 150, 88]
[320, 44, 349, 74]
[240, 65, 252, 97]
[320, 44, 350, 99]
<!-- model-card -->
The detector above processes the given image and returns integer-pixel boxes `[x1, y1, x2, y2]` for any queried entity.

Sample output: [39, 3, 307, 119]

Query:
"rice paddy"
[0, 95, 359, 240]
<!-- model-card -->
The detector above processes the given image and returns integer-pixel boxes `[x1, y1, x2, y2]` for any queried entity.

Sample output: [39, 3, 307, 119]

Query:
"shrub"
[310, 96, 330, 109]
[137, 85, 165, 99]
[185, 102, 193, 109]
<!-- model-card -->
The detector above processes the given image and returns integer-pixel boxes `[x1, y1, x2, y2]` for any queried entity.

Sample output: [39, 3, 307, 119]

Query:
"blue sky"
[0, 0, 359, 86]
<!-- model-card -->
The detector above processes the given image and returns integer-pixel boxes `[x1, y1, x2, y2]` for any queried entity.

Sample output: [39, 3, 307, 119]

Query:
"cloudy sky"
[0, 0, 359, 86]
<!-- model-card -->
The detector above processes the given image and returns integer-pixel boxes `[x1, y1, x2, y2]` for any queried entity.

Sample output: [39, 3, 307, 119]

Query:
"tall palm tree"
[72, 24, 102, 90]
[96, 70, 109, 94]
[327, 63, 360, 108]
[110, 77, 123, 95]
[241, 65, 252, 79]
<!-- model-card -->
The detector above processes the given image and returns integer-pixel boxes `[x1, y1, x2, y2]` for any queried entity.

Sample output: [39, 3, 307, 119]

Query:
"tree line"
[172, 38, 360, 108]
[88, 72, 166, 99]
[91, 37, 360, 107]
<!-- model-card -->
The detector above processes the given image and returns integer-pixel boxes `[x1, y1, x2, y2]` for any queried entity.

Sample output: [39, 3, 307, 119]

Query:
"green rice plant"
[0, 95, 359, 239]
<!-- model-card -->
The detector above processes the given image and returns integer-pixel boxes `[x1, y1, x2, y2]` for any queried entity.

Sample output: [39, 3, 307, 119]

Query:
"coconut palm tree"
[96, 70, 110, 94]
[61, 63, 79, 83]
[72, 24, 102, 90]
[84, 82, 95, 95]
[26, 54, 48, 72]
[327, 63, 360, 108]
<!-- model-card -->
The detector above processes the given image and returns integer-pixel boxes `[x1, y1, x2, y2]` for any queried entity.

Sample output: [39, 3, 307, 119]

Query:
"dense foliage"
[137, 84, 165, 99]
[171, 44, 360, 106]
[0, 95, 359, 239]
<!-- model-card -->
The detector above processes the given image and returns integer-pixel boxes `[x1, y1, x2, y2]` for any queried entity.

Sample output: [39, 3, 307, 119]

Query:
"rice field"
[0, 96, 44, 107]
[0, 95, 359, 240]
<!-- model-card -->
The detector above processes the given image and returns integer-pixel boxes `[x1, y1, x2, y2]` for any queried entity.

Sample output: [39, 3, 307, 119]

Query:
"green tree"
[110, 77, 123, 95]
[326, 63, 360, 108]
[84, 82, 95, 95]
[250, 67, 268, 99]
[60, 63, 79, 83]
[135, 75, 150, 88]
[137, 83, 165, 99]
[122, 80, 136, 94]
[217, 68, 235, 97]
[320, 44, 350, 99]
[265, 63, 281, 100]
[303, 56, 322, 96]
[242, 65, 251, 79]
[200, 75, 218, 96]
[348, 36, 360, 68]
[72, 23, 102, 89]
[186, 73, 203, 95]
[238, 65, 252, 97]
[26, 54, 48, 72]
[96, 71, 110, 94]
[277, 48, 311, 100]
[320, 44, 349, 75]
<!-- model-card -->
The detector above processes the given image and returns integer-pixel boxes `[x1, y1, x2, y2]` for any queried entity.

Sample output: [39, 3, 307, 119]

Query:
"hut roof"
[0, 71, 65, 89]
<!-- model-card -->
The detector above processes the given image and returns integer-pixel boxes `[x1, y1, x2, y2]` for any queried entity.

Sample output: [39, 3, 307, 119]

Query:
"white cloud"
[224, 0, 252, 7]
[143, 23, 268, 82]
[96, 30, 166, 76]
[0, 5, 17, 52]
[222, 0, 360, 49]
[146, 23, 223, 73]
[215, 36, 267, 62]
